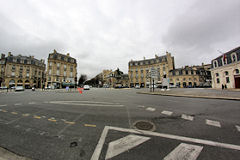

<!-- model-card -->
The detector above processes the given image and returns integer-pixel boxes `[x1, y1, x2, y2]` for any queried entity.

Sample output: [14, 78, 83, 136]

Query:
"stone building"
[128, 52, 175, 88]
[211, 46, 240, 89]
[0, 52, 45, 88]
[45, 50, 77, 89]
[169, 64, 211, 88]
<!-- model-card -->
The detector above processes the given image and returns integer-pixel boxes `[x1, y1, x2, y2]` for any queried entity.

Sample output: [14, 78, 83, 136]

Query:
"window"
[177, 78, 179, 81]
[11, 72, 15, 76]
[70, 66, 73, 72]
[226, 77, 230, 83]
[185, 70, 188, 75]
[49, 70, 52, 75]
[48, 77, 51, 81]
[56, 77, 59, 81]
[191, 70, 194, 75]
[236, 69, 239, 74]
[214, 61, 218, 68]
[70, 72, 73, 77]
[57, 70, 60, 75]
[225, 71, 228, 76]
[57, 63, 60, 67]
[183, 78, 186, 81]
[26, 73, 29, 77]
[217, 78, 220, 83]
[216, 73, 219, 77]
[49, 62, 52, 66]
[64, 71, 66, 76]
[232, 53, 237, 62]
[189, 78, 191, 80]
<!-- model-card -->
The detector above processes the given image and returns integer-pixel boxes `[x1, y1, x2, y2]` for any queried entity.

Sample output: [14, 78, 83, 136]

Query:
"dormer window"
[231, 53, 237, 62]
[213, 60, 218, 68]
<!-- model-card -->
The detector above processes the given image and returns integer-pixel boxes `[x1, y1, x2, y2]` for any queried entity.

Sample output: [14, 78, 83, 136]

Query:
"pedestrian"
[222, 84, 224, 90]
[225, 84, 227, 89]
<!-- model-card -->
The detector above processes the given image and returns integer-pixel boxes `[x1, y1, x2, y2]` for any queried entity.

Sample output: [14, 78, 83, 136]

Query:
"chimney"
[202, 62, 204, 66]
[155, 54, 158, 58]
[67, 53, 70, 56]
[143, 57, 146, 60]
[1, 54, 5, 59]
[8, 52, 12, 56]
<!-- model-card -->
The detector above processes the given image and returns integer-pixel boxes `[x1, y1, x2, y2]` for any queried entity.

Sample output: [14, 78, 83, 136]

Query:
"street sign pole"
[153, 78, 154, 92]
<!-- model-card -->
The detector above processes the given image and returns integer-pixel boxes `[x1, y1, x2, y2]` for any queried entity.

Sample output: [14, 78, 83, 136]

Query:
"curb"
[0, 147, 31, 160]
[137, 92, 240, 101]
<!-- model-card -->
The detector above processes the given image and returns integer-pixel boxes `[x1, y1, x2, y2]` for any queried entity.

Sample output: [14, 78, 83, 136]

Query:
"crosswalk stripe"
[181, 114, 194, 121]
[146, 107, 156, 112]
[236, 125, 240, 132]
[161, 110, 173, 116]
[0, 104, 7, 107]
[206, 119, 221, 128]
[163, 143, 203, 160]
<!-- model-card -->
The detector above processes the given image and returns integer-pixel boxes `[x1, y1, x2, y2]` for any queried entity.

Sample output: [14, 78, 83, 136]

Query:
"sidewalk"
[137, 88, 240, 101]
[0, 147, 31, 160]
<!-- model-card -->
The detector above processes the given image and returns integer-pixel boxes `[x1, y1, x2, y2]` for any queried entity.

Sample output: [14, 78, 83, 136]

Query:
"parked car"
[15, 86, 24, 91]
[83, 85, 90, 90]
[0, 86, 8, 90]
[135, 84, 140, 89]
[11, 86, 16, 90]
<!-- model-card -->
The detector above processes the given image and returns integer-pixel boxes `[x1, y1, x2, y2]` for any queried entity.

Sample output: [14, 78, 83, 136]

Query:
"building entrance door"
[234, 76, 240, 88]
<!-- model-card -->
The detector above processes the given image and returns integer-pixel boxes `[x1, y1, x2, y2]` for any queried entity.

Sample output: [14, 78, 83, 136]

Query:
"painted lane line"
[181, 114, 194, 121]
[105, 135, 150, 160]
[84, 124, 96, 127]
[1, 109, 7, 112]
[57, 114, 85, 136]
[28, 102, 36, 104]
[137, 105, 145, 108]
[206, 119, 221, 128]
[236, 125, 240, 132]
[11, 112, 18, 115]
[163, 143, 203, 160]
[22, 113, 30, 117]
[108, 126, 240, 151]
[91, 126, 110, 160]
[161, 110, 173, 116]
[14, 103, 22, 106]
[0, 104, 7, 107]
[146, 107, 156, 112]
[33, 115, 41, 119]
[50, 100, 121, 105]
[64, 121, 75, 125]
[48, 118, 57, 122]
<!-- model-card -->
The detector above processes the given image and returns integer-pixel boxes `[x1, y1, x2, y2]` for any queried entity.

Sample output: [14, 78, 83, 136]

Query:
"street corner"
[91, 126, 240, 160]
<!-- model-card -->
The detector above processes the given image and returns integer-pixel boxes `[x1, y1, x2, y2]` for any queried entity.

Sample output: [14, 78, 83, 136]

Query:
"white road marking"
[0, 104, 7, 107]
[91, 126, 110, 160]
[137, 105, 145, 108]
[163, 143, 203, 160]
[91, 126, 240, 160]
[206, 119, 221, 128]
[105, 135, 150, 160]
[181, 114, 194, 121]
[161, 110, 173, 116]
[236, 125, 240, 132]
[28, 102, 36, 104]
[14, 103, 22, 106]
[108, 126, 240, 151]
[146, 107, 156, 112]
[49, 101, 124, 107]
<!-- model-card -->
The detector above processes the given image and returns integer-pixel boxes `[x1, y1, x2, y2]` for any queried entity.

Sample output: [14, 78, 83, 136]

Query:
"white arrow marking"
[161, 110, 173, 116]
[163, 143, 203, 160]
[206, 119, 221, 128]
[105, 134, 150, 160]
[181, 114, 194, 121]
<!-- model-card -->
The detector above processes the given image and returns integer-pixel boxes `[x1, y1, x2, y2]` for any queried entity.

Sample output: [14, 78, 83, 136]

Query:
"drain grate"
[133, 120, 156, 131]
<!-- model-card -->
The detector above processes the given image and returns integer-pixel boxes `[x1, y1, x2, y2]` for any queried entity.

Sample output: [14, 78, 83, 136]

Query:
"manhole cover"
[133, 120, 156, 131]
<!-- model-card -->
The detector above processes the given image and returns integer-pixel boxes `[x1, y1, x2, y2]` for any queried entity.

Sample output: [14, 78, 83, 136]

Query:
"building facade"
[128, 52, 175, 88]
[45, 50, 77, 89]
[0, 52, 45, 88]
[211, 46, 240, 89]
[169, 64, 211, 88]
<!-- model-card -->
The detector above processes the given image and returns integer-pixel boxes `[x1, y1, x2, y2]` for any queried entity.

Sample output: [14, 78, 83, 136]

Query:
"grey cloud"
[162, 0, 240, 67]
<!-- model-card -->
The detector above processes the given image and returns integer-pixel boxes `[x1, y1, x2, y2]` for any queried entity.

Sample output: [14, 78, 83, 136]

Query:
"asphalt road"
[0, 88, 239, 160]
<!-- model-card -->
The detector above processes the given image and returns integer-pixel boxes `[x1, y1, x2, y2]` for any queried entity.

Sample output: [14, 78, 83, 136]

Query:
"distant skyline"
[0, 0, 239, 78]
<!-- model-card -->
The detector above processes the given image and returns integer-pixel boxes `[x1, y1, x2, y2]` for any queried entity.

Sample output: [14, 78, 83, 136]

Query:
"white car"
[135, 85, 140, 89]
[83, 85, 90, 90]
[15, 86, 24, 91]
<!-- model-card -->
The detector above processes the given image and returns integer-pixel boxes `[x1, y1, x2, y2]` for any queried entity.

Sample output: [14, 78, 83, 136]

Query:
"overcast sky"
[0, 0, 239, 78]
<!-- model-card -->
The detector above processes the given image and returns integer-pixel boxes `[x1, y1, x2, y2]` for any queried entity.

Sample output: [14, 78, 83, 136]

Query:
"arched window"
[235, 69, 239, 74]
[225, 71, 229, 75]
[232, 53, 237, 62]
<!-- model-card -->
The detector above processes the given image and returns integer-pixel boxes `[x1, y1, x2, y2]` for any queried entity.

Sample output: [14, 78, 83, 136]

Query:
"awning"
[62, 82, 75, 86]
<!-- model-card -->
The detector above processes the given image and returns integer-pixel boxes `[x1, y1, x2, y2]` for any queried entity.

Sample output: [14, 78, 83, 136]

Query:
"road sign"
[150, 68, 158, 78]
